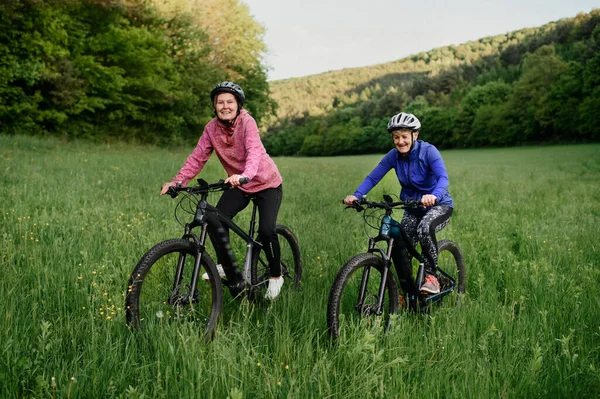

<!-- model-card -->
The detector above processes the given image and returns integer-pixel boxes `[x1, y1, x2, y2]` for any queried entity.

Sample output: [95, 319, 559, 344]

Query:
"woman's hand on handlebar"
[343, 195, 359, 205]
[160, 182, 172, 196]
[421, 194, 438, 207]
[225, 174, 248, 187]
[160, 181, 182, 196]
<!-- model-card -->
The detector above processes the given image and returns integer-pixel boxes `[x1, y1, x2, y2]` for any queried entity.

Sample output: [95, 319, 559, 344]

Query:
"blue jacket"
[354, 140, 453, 209]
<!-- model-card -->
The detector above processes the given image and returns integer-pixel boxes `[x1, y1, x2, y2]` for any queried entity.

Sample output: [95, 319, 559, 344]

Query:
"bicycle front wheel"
[250, 224, 302, 292]
[327, 253, 399, 340]
[125, 239, 223, 340]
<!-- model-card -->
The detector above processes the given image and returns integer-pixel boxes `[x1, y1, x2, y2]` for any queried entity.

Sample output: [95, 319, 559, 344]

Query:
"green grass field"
[1, 135, 599, 398]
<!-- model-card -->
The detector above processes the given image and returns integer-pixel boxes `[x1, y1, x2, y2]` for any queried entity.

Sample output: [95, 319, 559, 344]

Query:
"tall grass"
[1, 135, 599, 398]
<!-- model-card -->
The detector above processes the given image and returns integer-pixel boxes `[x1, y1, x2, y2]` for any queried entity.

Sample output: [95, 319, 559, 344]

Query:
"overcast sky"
[243, 0, 599, 81]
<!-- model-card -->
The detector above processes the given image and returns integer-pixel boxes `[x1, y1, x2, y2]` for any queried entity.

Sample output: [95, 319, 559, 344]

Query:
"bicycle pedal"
[226, 279, 246, 297]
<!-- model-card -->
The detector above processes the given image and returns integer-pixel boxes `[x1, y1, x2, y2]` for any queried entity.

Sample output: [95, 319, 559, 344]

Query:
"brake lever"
[341, 199, 364, 212]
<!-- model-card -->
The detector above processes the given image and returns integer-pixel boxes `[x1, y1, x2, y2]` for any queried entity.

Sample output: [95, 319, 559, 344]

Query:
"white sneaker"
[264, 276, 284, 300]
[202, 264, 226, 281]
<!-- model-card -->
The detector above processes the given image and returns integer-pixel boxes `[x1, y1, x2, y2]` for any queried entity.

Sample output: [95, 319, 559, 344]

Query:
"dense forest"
[263, 9, 600, 155]
[0, 0, 274, 145]
[1, 2, 599, 154]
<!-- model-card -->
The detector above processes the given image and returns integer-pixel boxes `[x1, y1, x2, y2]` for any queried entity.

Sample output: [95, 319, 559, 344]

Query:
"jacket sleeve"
[353, 150, 395, 199]
[172, 129, 213, 186]
[427, 146, 449, 199]
[240, 117, 263, 180]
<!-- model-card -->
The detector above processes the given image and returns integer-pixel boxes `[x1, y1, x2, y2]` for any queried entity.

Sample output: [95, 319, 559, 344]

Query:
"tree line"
[2, 3, 599, 154]
[0, 0, 274, 145]
[262, 9, 600, 156]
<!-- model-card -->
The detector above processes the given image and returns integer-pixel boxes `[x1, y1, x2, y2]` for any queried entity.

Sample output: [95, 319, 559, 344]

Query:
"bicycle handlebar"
[167, 177, 250, 198]
[343, 197, 424, 212]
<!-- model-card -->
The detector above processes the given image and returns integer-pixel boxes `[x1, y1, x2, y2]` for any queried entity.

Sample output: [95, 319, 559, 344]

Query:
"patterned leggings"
[391, 205, 453, 294]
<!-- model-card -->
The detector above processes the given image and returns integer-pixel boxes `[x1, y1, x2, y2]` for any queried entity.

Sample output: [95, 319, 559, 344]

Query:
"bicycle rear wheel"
[327, 253, 399, 340]
[250, 224, 302, 294]
[436, 239, 466, 303]
[125, 239, 223, 340]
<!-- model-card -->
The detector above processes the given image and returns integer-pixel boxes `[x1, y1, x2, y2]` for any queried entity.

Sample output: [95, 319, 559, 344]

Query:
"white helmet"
[387, 112, 421, 132]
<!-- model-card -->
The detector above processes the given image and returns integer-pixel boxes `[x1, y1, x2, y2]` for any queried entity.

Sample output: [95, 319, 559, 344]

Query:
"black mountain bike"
[327, 195, 466, 339]
[125, 178, 302, 339]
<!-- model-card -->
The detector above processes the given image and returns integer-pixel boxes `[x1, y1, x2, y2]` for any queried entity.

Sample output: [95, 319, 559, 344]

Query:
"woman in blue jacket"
[343, 112, 454, 295]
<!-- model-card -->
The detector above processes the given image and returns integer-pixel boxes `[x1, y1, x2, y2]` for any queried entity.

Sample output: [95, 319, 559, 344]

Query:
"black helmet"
[387, 112, 421, 132]
[210, 81, 245, 107]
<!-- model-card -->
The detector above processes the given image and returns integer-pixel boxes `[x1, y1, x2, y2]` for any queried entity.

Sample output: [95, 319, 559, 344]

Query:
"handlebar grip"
[167, 186, 179, 198]
[342, 199, 364, 212]
[239, 177, 250, 185]
[353, 200, 364, 212]
[419, 198, 439, 207]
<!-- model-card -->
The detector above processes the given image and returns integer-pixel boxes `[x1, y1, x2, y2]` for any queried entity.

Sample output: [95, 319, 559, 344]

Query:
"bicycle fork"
[169, 224, 210, 305]
[357, 238, 396, 316]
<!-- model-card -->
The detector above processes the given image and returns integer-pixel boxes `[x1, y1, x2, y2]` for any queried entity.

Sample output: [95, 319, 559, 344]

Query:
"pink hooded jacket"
[172, 109, 282, 193]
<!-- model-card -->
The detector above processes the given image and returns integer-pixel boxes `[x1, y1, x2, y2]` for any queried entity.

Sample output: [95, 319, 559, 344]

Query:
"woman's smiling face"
[214, 92, 239, 122]
[392, 129, 418, 154]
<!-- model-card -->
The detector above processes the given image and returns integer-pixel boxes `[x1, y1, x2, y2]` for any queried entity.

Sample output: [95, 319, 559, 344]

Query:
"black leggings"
[391, 205, 453, 295]
[207, 185, 283, 278]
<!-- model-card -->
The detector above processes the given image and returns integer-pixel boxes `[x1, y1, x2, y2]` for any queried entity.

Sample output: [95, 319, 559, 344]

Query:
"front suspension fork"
[357, 238, 395, 315]
[169, 224, 209, 304]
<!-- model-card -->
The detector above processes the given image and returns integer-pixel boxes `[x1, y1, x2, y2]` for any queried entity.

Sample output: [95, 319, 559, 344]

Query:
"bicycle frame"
[359, 204, 457, 314]
[213, 202, 263, 284]
[170, 184, 264, 303]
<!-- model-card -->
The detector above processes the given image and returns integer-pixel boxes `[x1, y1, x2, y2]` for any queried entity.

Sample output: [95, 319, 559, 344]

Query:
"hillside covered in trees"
[1, 3, 599, 155]
[0, 0, 274, 145]
[263, 9, 600, 156]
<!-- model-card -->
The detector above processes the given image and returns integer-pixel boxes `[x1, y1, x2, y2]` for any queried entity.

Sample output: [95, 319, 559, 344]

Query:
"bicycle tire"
[125, 239, 223, 340]
[327, 253, 399, 340]
[250, 224, 302, 293]
[437, 239, 467, 298]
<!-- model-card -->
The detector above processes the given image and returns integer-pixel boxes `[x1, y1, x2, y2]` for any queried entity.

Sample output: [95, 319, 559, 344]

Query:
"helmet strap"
[215, 113, 238, 127]
[409, 131, 417, 151]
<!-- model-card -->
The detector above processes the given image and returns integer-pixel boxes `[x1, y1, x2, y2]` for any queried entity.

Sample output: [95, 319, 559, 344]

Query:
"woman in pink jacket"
[160, 82, 284, 300]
